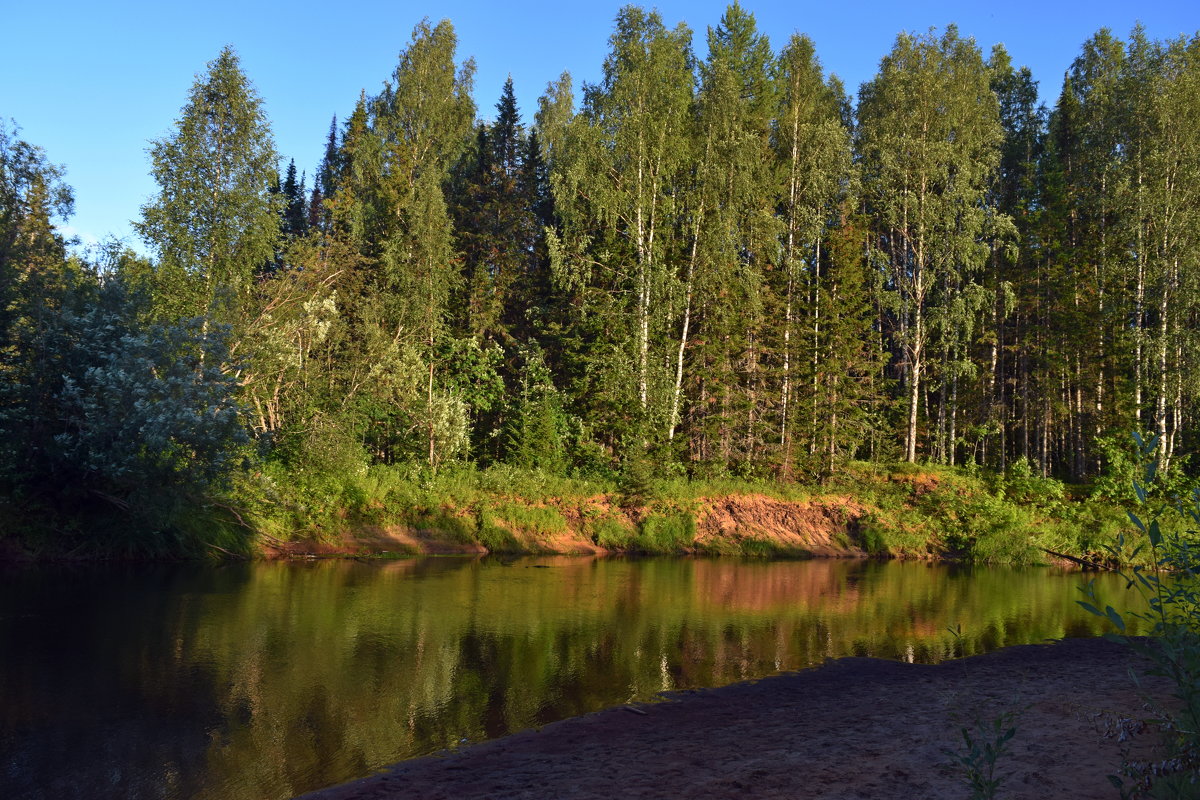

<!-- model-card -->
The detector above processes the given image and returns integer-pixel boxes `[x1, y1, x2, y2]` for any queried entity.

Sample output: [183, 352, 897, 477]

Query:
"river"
[0, 556, 1141, 799]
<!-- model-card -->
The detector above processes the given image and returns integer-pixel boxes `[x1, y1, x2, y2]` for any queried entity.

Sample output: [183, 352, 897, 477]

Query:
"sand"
[297, 637, 1179, 799]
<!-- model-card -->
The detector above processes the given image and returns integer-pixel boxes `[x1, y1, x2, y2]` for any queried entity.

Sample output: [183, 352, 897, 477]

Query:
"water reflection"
[0, 557, 1143, 800]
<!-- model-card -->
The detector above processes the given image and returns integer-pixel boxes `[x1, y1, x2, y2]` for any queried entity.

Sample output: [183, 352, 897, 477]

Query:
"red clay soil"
[297, 637, 1177, 800]
[695, 494, 868, 556]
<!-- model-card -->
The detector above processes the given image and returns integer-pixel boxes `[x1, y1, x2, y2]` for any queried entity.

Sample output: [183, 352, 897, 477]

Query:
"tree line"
[2, 5, 1199, 540]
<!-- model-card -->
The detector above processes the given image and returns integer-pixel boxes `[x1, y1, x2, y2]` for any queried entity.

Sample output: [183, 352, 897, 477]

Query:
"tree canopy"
[5, 9, 1200, 552]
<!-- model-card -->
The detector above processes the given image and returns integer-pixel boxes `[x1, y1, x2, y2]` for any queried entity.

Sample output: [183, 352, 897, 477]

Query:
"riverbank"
[0, 461, 1131, 563]
[245, 461, 1127, 565]
[298, 636, 1171, 800]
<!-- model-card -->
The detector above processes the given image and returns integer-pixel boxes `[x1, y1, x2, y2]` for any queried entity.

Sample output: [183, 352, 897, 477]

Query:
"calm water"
[1, 556, 1142, 799]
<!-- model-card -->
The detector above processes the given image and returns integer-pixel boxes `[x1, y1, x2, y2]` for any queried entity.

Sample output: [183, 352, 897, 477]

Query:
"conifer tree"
[317, 115, 340, 205]
[512, 128, 556, 343]
[281, 158, 307, 238]
[688, 2, 778, 468]
[809, 215, 888, 474]
[981, 45, 1044, 471]
[327, 94, 375, 248]
[448, 78, 537, 343]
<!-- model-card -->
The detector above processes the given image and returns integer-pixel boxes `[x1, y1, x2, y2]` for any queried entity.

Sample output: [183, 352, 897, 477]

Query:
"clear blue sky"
[3, 0, 1196, 252]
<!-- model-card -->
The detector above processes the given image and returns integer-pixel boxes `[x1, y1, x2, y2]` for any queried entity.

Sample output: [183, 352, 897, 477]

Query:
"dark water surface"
[1, 557, 1142, 799]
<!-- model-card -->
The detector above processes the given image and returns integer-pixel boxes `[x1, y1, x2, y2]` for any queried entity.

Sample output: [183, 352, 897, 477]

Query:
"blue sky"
[3, 0, 1196, 252]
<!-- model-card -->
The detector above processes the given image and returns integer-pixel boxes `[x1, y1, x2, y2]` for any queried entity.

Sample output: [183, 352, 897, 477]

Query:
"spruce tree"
[281, 158, 307, 238]
[448, 78, 535, 343]
[689, 2, 778, 469]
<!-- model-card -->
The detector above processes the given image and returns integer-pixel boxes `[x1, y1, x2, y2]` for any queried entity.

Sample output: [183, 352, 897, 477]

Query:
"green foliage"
[947, 711, 1019, 799]
[635, 512, 696, 554]
[855, 514, 891, 556]
[588, 515, 637, 549]
[937, 493, 1036, 564]
[501, 346, 568, 473]
[478, 501, 567, 553]
[475, 511, 522, 552]
[998, 457, 1067, 505]
[408, 507, 478, 546]
[1080, 433, 1200, 797]
[619, 455, 658, 504]
[12, 14, 1200, 559]
[736, 537, 780, 557]
[817, 461, 1126, 563]
[857, 25, 1007, 463]
[552, 5, 696, 454]
[447, 78, 545, 345]
[0, 120, 74, 313]
[1092, 433, 1145, 501]
[0, 264, 250, 553]
[136, 46, 282, 322]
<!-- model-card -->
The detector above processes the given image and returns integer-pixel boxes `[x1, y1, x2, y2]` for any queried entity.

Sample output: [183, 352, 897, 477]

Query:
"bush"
[1080, 433, 1200, 797]
[0, 273, 251, 554]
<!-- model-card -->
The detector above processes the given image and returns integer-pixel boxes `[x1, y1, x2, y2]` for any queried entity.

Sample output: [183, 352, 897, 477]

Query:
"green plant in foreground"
[945, 624, 1019, 799]
[1079, 432, 1200, 799]
[947, 711, 1018, 800]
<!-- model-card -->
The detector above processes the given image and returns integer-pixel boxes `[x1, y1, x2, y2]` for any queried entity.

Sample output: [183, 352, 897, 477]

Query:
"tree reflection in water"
[0, 557, 1141, 800]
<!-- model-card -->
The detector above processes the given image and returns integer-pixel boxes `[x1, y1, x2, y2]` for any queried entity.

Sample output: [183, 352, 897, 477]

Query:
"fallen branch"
[205, 540, 248, 559]
[205, 499, 291, 547]
[1040, 547, 1114, 571]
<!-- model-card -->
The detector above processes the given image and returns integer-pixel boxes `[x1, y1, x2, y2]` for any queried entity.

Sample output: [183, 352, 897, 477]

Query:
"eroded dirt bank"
[298, 637, 1173, 800]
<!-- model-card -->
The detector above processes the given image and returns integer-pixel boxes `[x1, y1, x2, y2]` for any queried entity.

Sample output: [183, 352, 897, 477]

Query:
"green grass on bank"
[0, 454, 1135, 563]
[217, 458, 1132, 565]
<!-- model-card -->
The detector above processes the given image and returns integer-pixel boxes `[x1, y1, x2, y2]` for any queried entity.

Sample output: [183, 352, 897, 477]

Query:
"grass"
[586, 515, 637, 549]
[204, 457, 1144, 565]
[634, 512, 696, 554]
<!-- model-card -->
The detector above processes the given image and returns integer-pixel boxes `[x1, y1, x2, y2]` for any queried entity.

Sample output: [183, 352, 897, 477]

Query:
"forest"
[1, 4, 1198, 553]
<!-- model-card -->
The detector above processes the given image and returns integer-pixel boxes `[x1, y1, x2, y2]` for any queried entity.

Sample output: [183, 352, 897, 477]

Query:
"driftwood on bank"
[1041, 547, 1116, 571]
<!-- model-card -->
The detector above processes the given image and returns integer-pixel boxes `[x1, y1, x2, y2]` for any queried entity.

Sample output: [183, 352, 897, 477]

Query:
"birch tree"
[566, 7, 694, 453]
[772, 33, 854, 473]
[369, 19, 476, 467]
[137, 47, 282, 322]
[857, 27, 1005, 462]
[1128, 31, 1200, 468]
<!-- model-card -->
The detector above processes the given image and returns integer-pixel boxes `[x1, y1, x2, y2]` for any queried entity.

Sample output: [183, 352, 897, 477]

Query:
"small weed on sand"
[944, 624, 1020, 799]
[947, 711, 1018, 800]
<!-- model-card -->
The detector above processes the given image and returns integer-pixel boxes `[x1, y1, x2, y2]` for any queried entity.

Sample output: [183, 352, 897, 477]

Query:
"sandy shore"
[298, 637, 1174, 800]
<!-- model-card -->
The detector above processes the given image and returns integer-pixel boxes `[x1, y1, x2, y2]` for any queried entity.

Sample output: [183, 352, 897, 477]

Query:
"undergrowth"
[1079, 433, 1200, 798]
[74, 456, 1136, 564]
